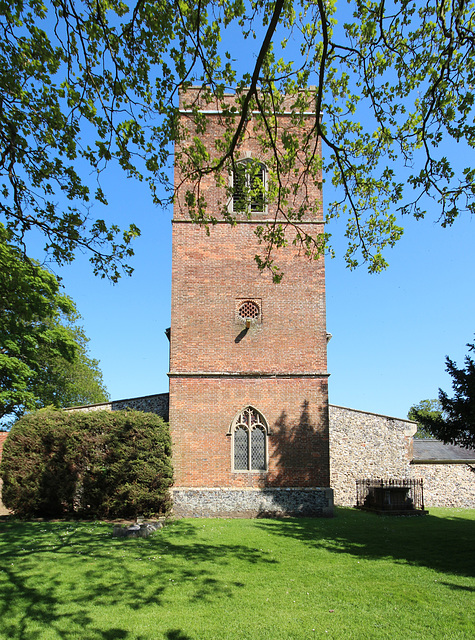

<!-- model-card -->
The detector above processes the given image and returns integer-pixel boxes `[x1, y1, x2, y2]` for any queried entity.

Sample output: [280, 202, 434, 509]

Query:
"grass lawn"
[0, 507, 474, 639]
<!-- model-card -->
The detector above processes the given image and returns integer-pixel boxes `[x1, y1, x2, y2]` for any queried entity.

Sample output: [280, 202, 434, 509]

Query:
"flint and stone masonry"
[329, 404, 475, 508]
[70, 393, 169, 419]
[329, 404, 416, 506]
[171, 487, 334, 518]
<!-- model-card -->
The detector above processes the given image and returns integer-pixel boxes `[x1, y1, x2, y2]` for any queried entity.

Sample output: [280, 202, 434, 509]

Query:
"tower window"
[231, 407, 268, 472]
[238, 300, 260, 321]
[232, 159, 266, 213]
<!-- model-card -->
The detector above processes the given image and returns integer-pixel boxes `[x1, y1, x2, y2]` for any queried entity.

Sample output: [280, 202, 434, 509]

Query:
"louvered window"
[232, 407, 268, 471]
[232, 160, 266, 213]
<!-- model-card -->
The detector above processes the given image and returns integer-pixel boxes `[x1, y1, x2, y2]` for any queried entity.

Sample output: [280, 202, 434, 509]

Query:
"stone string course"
[171, 487, 334, 517]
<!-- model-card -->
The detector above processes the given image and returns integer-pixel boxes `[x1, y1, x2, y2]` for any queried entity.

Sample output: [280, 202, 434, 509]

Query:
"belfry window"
[232, 407, 268, 471]
[232, 159, 266, 213]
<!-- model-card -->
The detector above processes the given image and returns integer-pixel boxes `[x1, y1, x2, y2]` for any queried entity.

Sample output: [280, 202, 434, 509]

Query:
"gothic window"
[232, 407, 268, 471]
[232, 159, 266, 213]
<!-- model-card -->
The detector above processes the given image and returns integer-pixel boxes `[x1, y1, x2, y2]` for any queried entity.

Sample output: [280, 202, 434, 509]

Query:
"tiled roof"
[412, 439, 475, 463]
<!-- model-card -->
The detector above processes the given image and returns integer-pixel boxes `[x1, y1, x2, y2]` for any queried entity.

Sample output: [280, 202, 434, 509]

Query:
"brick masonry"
[2, 87, 472, 515]
[0, 432, 7, 458]
[0, 432, 8, 514]
[169, 87, 333, 514]
[169, 377, 330, 489]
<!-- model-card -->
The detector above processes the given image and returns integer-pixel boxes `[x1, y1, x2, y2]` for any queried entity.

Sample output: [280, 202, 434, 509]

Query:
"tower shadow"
[255, 400, 331, 515]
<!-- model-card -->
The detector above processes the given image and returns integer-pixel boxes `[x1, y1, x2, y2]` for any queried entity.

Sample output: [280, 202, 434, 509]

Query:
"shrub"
[0, 408, 173, 518]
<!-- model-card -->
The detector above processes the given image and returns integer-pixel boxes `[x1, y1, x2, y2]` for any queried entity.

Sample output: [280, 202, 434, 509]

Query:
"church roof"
[412, 439, 475, 464]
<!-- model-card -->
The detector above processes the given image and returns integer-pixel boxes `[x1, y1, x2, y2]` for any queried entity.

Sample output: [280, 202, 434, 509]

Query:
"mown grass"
[0, 507, 474, 639]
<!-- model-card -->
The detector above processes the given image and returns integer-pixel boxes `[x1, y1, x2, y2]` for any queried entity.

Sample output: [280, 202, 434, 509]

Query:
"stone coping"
[330, 403, 415, 423]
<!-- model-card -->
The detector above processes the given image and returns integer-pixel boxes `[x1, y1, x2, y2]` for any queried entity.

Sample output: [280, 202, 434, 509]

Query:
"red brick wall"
[0, 432, 8, 461]
[170, 223, 327, 375]
[170, 87, 330, 490]
[170, 377, 330, 488]
[175, 89, 323, 224]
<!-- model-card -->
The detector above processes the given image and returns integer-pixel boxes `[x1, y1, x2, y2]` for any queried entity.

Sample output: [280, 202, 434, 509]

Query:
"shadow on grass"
[1, 510, 473, 638]
[164, 631, 194, 640]
[0, 518, 274, 640]
[255, 507, 475, 579]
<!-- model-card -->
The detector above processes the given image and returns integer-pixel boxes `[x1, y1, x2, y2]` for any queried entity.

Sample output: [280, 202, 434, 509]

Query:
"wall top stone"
[330, 403, 416, 426]
[65, 393, 169, 420]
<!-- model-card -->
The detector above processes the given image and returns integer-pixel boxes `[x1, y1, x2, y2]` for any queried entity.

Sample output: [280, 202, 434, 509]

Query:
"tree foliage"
[1, 0, 474, 278]
[412, 342, 475, 449]
[0, 224, 108, 421]
[407, 399, 442, 438]
[31, 322, 109, 410]
[0, 408, 173, 518]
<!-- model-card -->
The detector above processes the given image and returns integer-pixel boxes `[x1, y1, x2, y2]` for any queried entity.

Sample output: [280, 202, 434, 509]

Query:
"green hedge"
[0, 408, 173, 518]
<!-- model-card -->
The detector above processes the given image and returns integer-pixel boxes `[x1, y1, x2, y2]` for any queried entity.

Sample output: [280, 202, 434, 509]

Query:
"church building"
[168, 87, 333, 516]
[3, 88, 472, 516]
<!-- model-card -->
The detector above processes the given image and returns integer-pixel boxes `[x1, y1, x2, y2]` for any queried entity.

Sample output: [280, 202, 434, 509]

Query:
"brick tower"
[169, 88, 333, 516]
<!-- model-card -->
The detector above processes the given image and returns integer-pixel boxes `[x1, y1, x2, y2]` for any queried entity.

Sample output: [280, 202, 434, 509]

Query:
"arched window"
[232, 159, 266, 213]
[231, 407, 268, 471]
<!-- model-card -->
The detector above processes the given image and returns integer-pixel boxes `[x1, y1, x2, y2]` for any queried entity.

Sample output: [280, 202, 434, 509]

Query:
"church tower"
[169, 88, 333, 517]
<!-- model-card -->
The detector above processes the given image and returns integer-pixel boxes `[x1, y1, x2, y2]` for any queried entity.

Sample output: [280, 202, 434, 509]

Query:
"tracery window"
[232, 159, 266, 213]
[232, 407, 268, 471]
